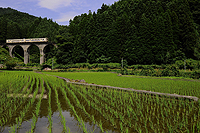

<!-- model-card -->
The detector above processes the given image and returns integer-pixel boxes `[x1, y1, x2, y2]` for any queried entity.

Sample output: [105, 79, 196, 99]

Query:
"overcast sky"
[1, 0, 116, 25]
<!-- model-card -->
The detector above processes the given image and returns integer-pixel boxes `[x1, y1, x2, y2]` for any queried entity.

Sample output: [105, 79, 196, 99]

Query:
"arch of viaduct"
[1, 42, 55, 64]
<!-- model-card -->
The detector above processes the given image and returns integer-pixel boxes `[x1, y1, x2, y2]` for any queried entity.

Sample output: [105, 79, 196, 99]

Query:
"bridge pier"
[40, 49, 45, 64]
[24, 50, 29, 64]
[20, 45, 30, 64]
[37, 44, 47, 64]
[7, 45, 15, 57]
[2, 43, 51, 64]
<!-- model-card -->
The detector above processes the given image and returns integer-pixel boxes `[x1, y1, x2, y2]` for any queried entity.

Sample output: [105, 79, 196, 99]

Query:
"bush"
[139, 66, 156, 76]
[179, 70, 200, 79]
[175, 59, 200, 70]
[161, 65, 179, 77]
[121, 68, 128, 75]
[5, 60, 17, 70]
[192, 70, 200, 79]
[102, 65, 108, 71]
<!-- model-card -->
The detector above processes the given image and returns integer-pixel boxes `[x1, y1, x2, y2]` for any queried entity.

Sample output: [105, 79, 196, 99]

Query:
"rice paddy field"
[0, 71, 200, 133]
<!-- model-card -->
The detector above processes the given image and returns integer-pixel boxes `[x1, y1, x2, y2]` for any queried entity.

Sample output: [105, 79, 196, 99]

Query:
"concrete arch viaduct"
[1, 38, 56, 64]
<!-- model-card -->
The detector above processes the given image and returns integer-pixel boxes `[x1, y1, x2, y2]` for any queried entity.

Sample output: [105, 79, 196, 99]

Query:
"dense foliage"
[0, 47, 10, 64]
[63, 0, 200, 65]
[1, 0, 200, 65]
[0, 47, 18, 69]
[0, 7, 59, 43]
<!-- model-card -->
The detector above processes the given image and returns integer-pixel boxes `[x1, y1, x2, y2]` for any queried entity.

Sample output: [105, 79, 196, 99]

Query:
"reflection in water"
[0, 89, 114, 133]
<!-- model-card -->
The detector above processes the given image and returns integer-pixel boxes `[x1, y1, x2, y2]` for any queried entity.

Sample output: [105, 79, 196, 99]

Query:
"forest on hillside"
[0, 0, 200, 66]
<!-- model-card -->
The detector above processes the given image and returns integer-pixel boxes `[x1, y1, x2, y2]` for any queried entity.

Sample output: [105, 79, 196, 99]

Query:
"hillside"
[0, 0, 200, 66]
[0, 7, 59, 43]
[59, 0, 200, 65]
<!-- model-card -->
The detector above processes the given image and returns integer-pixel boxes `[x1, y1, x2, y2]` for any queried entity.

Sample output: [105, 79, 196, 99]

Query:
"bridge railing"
[6, 38, 48, 43]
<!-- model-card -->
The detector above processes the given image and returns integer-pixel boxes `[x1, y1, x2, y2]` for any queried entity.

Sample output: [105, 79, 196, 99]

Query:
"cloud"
[38, 0, 74, 10]
[56, 12, 79, 23]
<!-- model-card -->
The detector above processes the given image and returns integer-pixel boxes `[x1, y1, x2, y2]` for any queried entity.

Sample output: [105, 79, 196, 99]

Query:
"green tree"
[0, 17, 7, 43]
[6, 22, 21, 39]
[176, 0, 199, 59]
[55, 26, 74, 64]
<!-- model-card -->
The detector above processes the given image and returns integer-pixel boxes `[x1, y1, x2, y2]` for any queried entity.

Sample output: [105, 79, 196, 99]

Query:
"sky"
[0, 0, 117, 25]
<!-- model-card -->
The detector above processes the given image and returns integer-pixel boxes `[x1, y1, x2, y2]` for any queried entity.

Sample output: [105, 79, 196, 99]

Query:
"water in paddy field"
[1, 83, 199, 133]
[0, 89, 116, 133]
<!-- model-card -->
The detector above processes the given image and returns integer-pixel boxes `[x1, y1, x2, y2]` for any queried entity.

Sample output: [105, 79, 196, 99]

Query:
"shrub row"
[54, 63, 121, 69]
[121, 66, 200, 79]
[174, 59, 200, 70]
[54, 59, 200, 70]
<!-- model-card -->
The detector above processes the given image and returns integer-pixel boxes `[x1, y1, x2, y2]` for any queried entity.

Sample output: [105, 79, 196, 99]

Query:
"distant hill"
[0, 7, 37, 23]
[0, 7, 59, 43]
[1, 0, 200, 66]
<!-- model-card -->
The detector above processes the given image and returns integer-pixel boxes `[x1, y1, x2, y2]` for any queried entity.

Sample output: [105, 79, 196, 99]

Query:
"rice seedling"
[0, 71, 200, 133]
[46, 80, 52, 133]
[53, 84, 68, 132]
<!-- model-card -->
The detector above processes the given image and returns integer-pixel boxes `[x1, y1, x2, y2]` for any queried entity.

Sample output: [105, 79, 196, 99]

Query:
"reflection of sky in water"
[1, 110, 105, 133]
[0, 92, 116, 133]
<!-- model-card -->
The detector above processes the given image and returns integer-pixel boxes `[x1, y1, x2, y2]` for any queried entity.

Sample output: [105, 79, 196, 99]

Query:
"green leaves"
[1, 0, 200, 66]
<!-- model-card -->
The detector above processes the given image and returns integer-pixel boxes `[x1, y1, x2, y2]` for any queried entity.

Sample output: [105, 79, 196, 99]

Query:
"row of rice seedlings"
[31, 78, 45, 133]
[85, 88, 122, 131]
[44, 78, 53, 133]
[2, 71, 199, 133]
[120, 90, 199, 132]
[2, 72, 28, 93]
[0, 72, 16, 91]
[41, 75, 72, 133]
[28, 76, 43, 133]
[70, 85, 200, 132]
[67, 85, 112, 131]
[53, 84, 68, 132]
[50, 79, 89, 133]
[134, 78, 200, 98]
[75, 85, 135, 132]
[42, 74, 200, 132]
[54, 76, 89, 133]
[113, 90, 175, 132]
[0, 72, 32, 127]
[0, 72, 31, 131]
[8, 73, 27, 93]
[68, 85, 116, 132]
[8, 74, 36, 123]
[4, 72, 36, 112]
[61, 83, 100, 132]
[86, 89, 122, 127]
[8, 74, 41, 133]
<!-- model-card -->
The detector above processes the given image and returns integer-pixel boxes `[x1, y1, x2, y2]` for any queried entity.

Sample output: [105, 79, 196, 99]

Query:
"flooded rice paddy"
[0, 71, 200, 133]
[1, 90, 103, 133]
